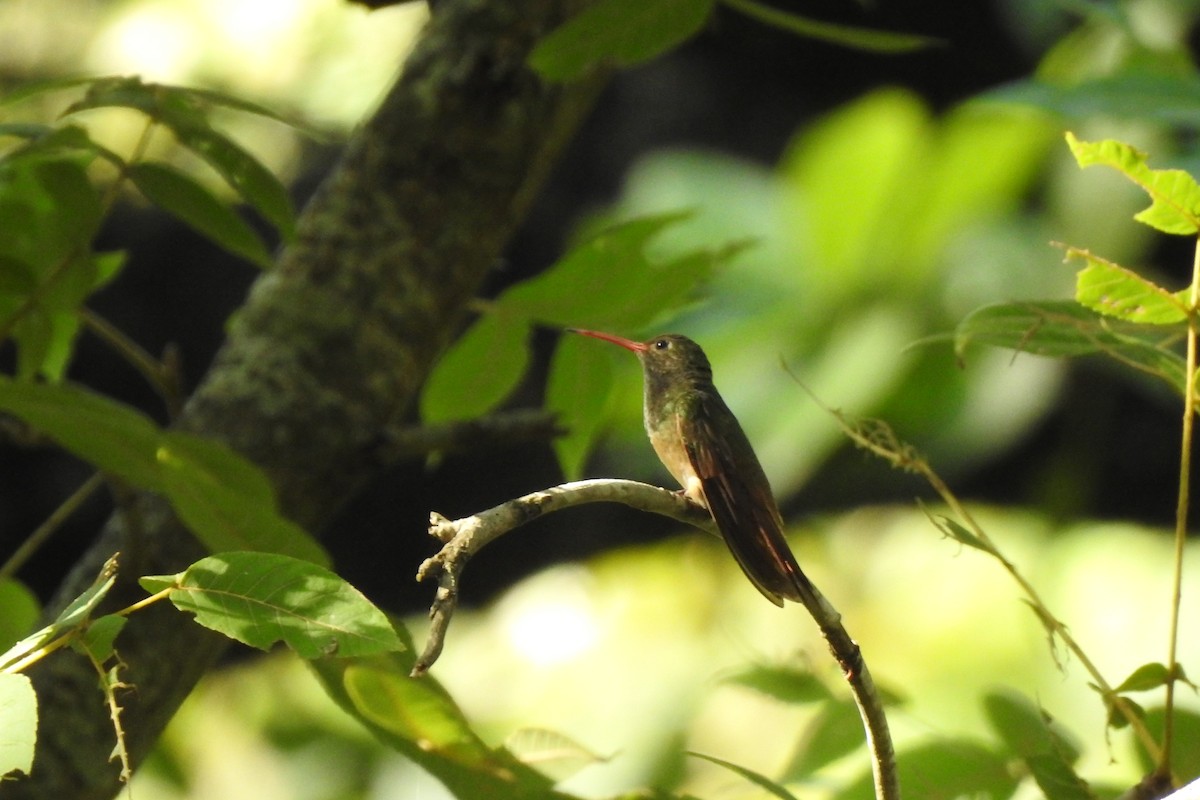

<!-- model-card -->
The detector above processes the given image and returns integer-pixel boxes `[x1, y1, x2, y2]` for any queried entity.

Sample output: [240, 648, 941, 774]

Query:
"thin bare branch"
[412, 477, 899, 800]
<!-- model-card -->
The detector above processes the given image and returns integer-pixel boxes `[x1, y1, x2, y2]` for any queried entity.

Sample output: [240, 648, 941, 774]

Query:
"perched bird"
[569, 329, 817, 608]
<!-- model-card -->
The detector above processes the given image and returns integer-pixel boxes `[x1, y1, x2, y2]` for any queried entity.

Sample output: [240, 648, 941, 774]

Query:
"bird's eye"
[654, 339, 671, 350]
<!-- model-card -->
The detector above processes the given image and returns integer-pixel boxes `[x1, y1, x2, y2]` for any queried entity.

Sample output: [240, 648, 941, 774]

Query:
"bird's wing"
[682, 396, 817, 608]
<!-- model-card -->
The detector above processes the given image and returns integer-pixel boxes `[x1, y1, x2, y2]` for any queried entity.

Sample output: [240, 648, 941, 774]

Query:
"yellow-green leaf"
[1065, 132, 1200, 235]
[156, 431, 329, 566]
[167, 552, 403, 658]
[1067, 247, 1188, 324]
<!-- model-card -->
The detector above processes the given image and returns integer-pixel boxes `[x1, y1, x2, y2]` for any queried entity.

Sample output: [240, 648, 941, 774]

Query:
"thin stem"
[1160, 240, 1200, 776]
[412, 478, 899, 800]
[0, 472, 106, 582]
[79, 309, 183, 418]
[794, 376, 1165, 764]
[111, 587, 172, 618]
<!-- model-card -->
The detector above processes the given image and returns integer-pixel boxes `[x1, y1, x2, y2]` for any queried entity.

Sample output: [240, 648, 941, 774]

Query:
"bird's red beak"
[567, 328, 648, 353]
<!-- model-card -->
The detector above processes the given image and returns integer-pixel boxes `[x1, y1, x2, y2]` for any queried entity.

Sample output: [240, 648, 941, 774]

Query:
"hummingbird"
[569, 329, 818, 608]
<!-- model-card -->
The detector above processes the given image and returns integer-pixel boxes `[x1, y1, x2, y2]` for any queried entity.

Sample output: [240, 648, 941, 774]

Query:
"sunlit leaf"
[1070, 249, 1189, 323]
[722, 0, 939, 53]
[1, 555, 119, 672]
[0, 581, 39, 653]
[1114, 662, 1172, 693]
[546, 334, 613, 480]
[419, 315, 531, 423]
[504, 210, 733, 332]
[164, 552, 403, 658]
[126, 162, 272, 268]
[1066, 132, 1200, 235]
[313, 655, 562, 798]
[530, 0, 713, 81]
[0, 377, 163, 490]
[345, 662, 489, 756]
[0, 673, 36, 779]
[156, 431, 329, 566]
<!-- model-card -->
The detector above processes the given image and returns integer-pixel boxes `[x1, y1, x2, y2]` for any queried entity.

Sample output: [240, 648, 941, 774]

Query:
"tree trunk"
[13, 2, 601, 797]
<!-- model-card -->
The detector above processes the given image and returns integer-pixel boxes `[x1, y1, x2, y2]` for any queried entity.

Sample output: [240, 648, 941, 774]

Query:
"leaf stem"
[790, 372, 1165, 764]
[79, 308, 184, 418]
[112, 587, 172, 618]
[1160, 239, 1200, 777]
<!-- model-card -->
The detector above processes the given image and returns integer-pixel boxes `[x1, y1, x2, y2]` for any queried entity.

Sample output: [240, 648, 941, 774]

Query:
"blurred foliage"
[127, 509, 1200, 799]
[3, 0, 1200, 798]
[553, 89, 1066, 491]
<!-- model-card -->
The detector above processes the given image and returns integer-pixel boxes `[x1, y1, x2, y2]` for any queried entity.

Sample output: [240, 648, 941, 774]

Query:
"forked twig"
[412, 477, 899, 800]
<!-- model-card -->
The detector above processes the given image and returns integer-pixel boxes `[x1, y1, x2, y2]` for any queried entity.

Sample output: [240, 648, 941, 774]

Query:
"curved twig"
[412, 477, 899, 800]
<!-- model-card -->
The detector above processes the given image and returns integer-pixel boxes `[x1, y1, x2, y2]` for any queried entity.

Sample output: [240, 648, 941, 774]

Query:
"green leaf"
[344, 662, 492, 759]
[166, 552, 403, 658]
[1136, 707, 1200, 779]
[530, 0, 713, 81]
[52, 554, 120, 631]
[1103, 693, 1145, 730]
[920, 503, 995, 555]
[503, 210, 734, 331]
[984, 689, 1081, 762]
[0, 75, 101, 107]
[1114, 662, 1173, 693]
[688, 751, 799, 800]
[838, 739, 1017, 800]
[169, 123, 295, 241]
[169, 84, 319, 135]
[0, 377, 163, 490]
[721, 0, 940, 53]
[983, 73, 1200, 128]
[782, 699, 868, 779]
[1068, 248, 1188, 323]
[722, 664, 831, 705]
[61, 76, 311, 136]
[72, 615, 127, 663]
[0, 123, 57, 140]
[546, 334, 613, 480]
[312, 655, 560, 798]
[1065, 132, 1200, 235]
[0, 581, 39, 653]
[420, 316, 531, 423]
[126, 162, 272, 268]
[504, 727, 607, 782]
[0, 555, 119, 672]
[137, 574, 176, 594]
[155, 431, 329, 566]
[984, 690, 1090, 800]
[954, 301, 1187, 395]
[0, 673, 36, 779]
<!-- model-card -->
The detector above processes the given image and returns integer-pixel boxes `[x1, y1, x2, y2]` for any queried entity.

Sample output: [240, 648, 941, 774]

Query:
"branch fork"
[410, 477, 899, 800]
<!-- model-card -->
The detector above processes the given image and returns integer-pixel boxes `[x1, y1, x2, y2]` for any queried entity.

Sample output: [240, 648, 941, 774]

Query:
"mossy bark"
[13, 2, 601, 797]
